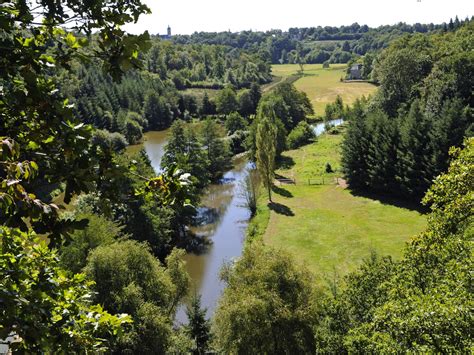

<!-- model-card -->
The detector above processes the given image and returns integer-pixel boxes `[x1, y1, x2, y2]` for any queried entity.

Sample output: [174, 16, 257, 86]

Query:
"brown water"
[131, 131, 251, 323]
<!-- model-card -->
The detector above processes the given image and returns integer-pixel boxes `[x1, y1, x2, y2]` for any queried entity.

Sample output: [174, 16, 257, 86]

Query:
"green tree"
[200, 118, 232, 181]
[256, 116, 277, 202]
[0, 227, 131, 353]
[237, 89, 255, 117]
[200, 92, 216, 115]
[85, 242, 190, 353]
[395, 99, 432, 199]
[249, 82, 262, 112]
[287, 121, 315, 149]
[144, 91, 173, 129]
[213, 244, 317, 353]
[341, 99, 370, 189]
[225, 112, 247, 134]
[215, 86, 239, 115]
[59, 213, 123, 273]
[185, 293, 212, 354]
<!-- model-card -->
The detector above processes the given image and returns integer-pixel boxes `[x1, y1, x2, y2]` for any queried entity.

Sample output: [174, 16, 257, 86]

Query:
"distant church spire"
[167, 25, 171, 37]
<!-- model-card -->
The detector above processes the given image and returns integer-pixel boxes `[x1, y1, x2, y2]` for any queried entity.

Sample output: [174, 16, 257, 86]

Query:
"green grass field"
[270, 64, 377, 116]
[256, 132, 427, 284]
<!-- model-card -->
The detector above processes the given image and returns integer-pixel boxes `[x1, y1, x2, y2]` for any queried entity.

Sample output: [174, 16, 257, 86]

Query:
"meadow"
[270, 64, 377, 115]
[252, 131, 427, 284]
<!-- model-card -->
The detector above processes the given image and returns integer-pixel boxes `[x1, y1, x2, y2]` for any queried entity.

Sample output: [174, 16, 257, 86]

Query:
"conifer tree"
[185, 293, 211, 354]
[396, 99, 432, 199]
[200, 92, 215, 115]
[341, 99, 370, 189]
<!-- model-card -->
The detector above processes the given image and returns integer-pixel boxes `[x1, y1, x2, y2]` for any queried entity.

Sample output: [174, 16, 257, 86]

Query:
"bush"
[287, 121, 315, 149]
[92, 129, 128, 152]
[325, 162, 333, 173]
[227, 130, 249, 154]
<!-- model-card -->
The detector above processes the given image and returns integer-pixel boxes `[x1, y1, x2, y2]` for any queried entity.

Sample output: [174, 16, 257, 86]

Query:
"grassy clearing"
[182, 88, 220, 101]
[271, 64, 377, 116]
[257, 132, 426, 285]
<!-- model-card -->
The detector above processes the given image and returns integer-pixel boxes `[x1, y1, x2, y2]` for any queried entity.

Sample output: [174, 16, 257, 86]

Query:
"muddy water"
[130, 131, 251, 323]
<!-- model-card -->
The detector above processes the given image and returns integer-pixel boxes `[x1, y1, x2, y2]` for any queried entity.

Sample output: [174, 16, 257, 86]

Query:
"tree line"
[342, 22, 473, 202]
[172, 17, 472, 65]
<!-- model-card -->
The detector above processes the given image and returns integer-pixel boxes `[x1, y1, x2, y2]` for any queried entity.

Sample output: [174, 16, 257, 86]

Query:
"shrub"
[287, 121, 315, 149]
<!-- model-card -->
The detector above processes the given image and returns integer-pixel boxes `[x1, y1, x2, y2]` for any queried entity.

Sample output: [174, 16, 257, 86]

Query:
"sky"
[124, 0, 474, 35]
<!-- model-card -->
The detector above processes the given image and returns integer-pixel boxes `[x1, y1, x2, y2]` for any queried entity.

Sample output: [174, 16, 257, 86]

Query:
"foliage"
[213, 244, 318, 353]
[324, 95, 345, 121]
[256, 117, 277, 202]
[342, 24, 473, 201]
[0, 1, 197, 350]
[59, 213, 123, 273]
[224, 112, 247, 134]
[200, 118, 232, 181]
[185, 293, 212, 354]
[215, 86, 239, 115]
[173, 21, 464, 64]
[287, 121, 315, 149]
[0, 227, 131, 352]
[85, 241, 190, 353]
[317, 139, 473, 352]
[239, 167, 260, 217]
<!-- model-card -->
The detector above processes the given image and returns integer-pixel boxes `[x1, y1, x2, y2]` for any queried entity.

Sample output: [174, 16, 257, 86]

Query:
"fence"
[307, 177, 341, 185]
[276, 177, 341, 186]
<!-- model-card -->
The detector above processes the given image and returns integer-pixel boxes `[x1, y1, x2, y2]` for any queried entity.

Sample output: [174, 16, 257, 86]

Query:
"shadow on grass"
[272, 185, 294, 198]
[348, 188, 428, 214]
[277, 155, 295, 170]
[268, 202, 295, 216]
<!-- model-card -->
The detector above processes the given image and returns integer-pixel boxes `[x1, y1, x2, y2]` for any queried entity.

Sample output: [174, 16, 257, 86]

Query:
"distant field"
[271, 64, 377, 116]
[256, 131, 426, 284]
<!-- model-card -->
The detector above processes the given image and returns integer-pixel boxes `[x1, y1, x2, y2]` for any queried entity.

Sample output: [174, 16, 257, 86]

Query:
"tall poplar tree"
[256, 116, 277, 202]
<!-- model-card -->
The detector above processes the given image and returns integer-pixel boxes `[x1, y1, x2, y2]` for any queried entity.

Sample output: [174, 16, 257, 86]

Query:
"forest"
[173, 17, 471, 67]
[0, 0, 472, 353]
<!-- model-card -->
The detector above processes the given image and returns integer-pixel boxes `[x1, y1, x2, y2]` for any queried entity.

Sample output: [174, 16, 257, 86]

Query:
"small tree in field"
[256, 116, 277, 203]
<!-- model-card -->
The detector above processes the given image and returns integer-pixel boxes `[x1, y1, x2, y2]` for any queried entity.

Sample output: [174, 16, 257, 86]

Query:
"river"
[131, 118, 344, 323]
[130, 131, 252, 323]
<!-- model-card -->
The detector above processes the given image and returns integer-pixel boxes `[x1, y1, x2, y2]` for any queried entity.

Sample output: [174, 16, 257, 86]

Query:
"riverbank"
[248, 129, 427, 285]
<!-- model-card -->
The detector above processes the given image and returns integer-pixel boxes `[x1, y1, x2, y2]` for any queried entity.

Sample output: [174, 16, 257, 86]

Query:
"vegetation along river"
[132, 118, 344, 323]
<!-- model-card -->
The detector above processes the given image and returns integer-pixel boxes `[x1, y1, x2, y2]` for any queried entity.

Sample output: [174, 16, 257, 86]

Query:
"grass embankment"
[252, 131, 427, 284]
[270, 64, 377, 116]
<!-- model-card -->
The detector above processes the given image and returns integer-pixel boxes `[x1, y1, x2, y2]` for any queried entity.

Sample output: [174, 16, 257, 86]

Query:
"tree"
[249, 82, 262, 113]
[200, 92, 216, 115]
[287, 121, 315, 149]
[144, 91, 173, 129]
[0, 227, 131, 353]
[59, 213, 123, 273]
[256, 116, 277, 202]
[213, 244, 317, 353]
[85, 242, 190, 353]
[225, 112, 247, 134]
[215, 86, 239, 115]
[395, 99, 432, 199]
[320, 139, 473, 353]
[200, 118, 232, 181]
[341, 98, 370, 189]
[185, 293, 212, 354]
[237, 89, 255, 117]
[240, 167, 260, 217]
